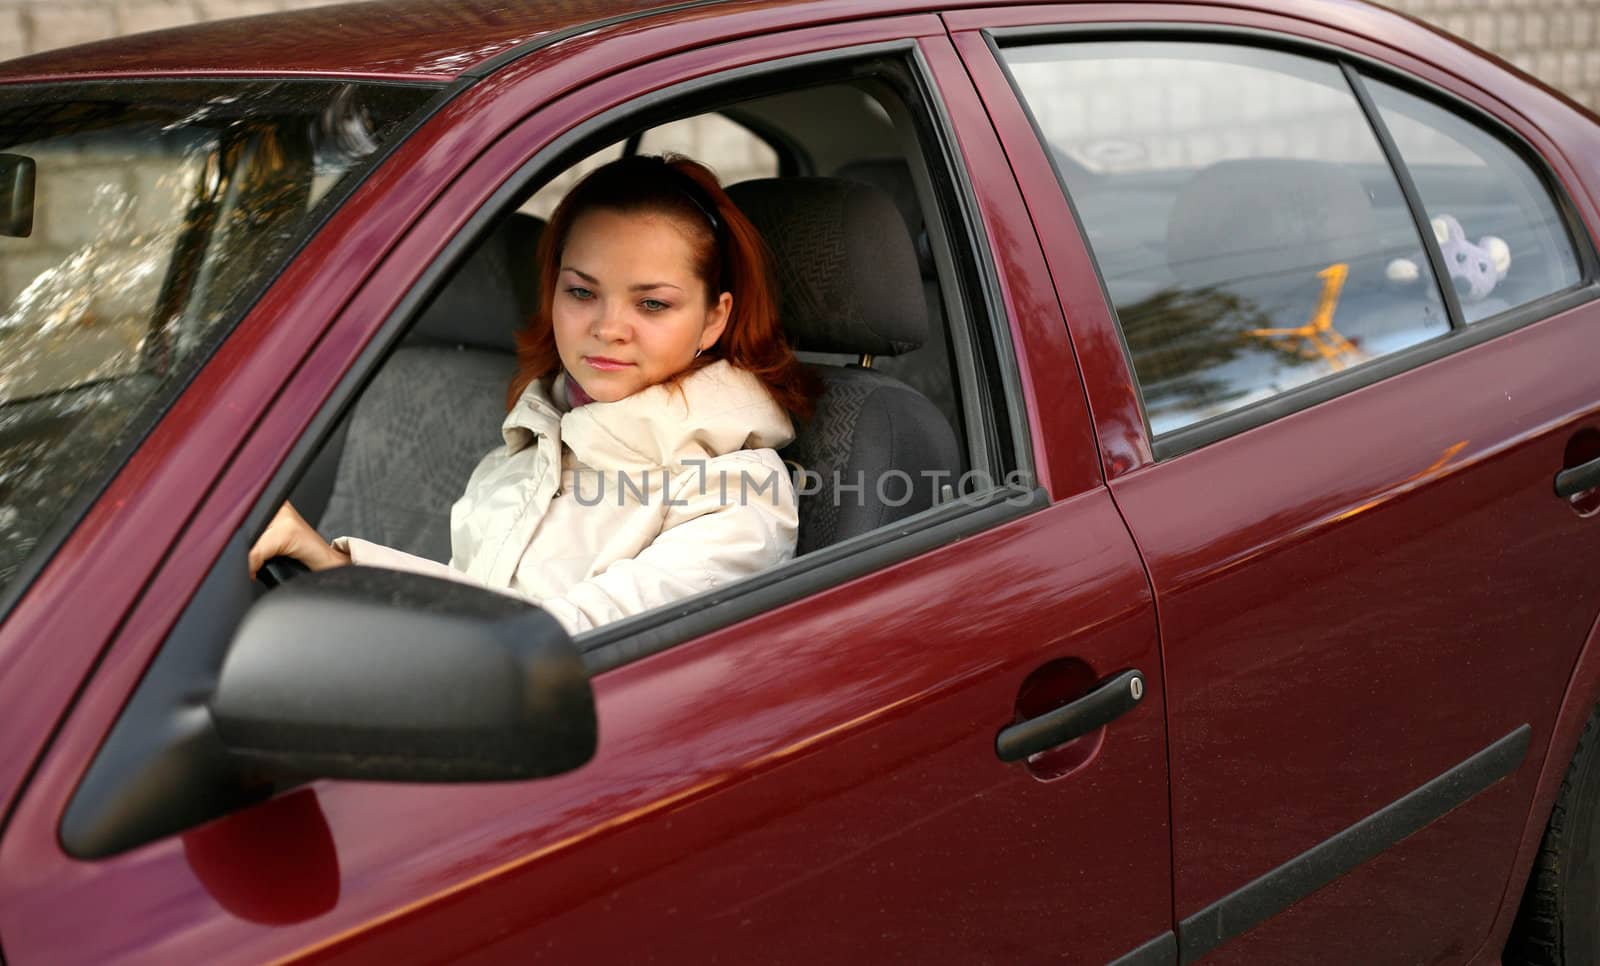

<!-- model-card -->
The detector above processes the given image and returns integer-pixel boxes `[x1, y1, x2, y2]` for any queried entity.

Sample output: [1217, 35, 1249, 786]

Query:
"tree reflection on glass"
[1121, 285, 1271, 413]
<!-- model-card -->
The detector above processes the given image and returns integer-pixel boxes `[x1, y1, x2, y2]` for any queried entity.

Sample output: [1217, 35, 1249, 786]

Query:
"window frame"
[251, 39, 1043, 675]
[985, 23, 1600, 461]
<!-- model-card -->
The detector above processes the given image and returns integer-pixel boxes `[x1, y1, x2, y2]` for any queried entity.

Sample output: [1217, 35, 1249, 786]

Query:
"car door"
[954, 3, 1600, 962]
[0, 15, 1174, 966]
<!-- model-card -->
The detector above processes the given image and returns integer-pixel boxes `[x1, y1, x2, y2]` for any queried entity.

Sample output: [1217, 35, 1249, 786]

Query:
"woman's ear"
[700, 291, 732, 350]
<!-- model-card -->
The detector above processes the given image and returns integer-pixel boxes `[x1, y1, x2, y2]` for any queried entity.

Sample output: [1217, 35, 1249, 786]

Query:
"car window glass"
[0, 80, 433, 594]
[1363, 76, 1584, 323]
[1003, 41, 1451, 436]
[521, 114, 780, 219]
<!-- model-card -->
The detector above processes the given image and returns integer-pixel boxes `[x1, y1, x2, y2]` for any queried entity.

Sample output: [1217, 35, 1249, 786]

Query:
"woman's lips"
[584, 356, 633, 371]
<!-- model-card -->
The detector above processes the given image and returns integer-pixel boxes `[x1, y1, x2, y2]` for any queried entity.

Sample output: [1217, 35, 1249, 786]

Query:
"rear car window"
[522, 114, 783, 219]
[0, 79, 434, 594]
[1363, 75, 1584, 323]
[1002, 41, 1452, 436]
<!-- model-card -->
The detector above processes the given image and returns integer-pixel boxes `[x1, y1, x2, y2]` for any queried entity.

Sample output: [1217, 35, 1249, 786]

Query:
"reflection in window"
[0, 80, 434, 593]
[1004, 42, 1450, 435]
[1365, 76, 1583, 323]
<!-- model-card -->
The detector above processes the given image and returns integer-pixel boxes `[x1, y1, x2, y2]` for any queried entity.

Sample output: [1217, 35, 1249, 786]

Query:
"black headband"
[667, 168, 722, 236]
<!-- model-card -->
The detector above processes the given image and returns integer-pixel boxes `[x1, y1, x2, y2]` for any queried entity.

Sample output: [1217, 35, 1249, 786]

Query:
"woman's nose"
[590, 306, 629, 342]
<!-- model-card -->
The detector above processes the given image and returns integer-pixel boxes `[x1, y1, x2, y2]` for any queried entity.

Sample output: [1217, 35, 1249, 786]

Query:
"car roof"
[0, 0, 1422, 85]
[0, 0, 908, 83]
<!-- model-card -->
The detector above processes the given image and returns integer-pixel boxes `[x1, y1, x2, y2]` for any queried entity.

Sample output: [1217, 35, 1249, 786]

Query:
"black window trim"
[240, 38, 1041, 677]
[1343, 61, 1472, 336]
[983, 21, 1600, 462]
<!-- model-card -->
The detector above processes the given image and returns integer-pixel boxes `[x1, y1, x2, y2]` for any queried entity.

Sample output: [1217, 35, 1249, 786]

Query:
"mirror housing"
[211, 566, 597, 782]
[0, 154, 35, 237]
[62, 564, 596, 859]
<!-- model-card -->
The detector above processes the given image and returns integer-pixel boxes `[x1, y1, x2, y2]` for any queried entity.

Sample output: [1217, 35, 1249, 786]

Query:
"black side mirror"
[212, 566, 597, 782]
[61, 565, 596, 859]
[0, 154, 35, 238]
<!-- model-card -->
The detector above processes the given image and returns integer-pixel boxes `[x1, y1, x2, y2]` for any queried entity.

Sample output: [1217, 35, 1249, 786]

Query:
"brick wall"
[1381, 0, 1600, 110]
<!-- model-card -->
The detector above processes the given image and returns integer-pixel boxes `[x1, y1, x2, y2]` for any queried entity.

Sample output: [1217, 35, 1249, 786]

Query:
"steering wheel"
[256, 556, 312, 590]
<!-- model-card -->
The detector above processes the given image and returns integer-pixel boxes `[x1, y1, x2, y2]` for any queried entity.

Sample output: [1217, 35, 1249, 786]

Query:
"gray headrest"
[835, 158, 934, 276]
[1167, 160, 1375, 289]
[412, 212, 544, 352]
[729, 177, 926, 357]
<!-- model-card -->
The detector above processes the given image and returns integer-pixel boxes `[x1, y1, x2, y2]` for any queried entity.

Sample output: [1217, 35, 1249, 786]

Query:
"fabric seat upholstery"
[834, 158, 961, 439]
[729, 177, 962, 554]
[295, 213, 542, 561]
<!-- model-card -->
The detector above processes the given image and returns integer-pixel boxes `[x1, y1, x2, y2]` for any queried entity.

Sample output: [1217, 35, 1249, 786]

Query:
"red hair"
[507, 154, 814, 418]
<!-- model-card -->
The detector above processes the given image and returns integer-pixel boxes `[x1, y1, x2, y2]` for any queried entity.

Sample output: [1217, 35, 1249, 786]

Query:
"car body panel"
[0, 0, 969, 84]
[0, 0, 1597, 961]
[0, 22, 1171, 965]
[956, 2, 1600, 959]
[1116, 296, 1600, 961]
[1477, 607, 1600, 963]
[0, 496, 1170, 964]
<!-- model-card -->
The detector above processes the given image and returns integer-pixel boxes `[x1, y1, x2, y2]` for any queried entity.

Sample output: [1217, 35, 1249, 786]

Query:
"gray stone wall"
[1381, 0, 1600, 110]
[0, 0, 335, 63]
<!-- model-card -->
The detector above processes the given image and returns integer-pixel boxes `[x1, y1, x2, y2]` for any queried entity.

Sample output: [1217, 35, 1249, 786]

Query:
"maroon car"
[0, 0, 1597, 962]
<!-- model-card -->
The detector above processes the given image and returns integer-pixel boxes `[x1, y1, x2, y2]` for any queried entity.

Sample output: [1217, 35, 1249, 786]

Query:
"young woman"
[248, 154, 814, 634]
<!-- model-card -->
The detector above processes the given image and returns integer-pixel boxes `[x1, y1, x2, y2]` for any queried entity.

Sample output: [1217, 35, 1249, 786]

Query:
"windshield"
[0, 79, 436, 596]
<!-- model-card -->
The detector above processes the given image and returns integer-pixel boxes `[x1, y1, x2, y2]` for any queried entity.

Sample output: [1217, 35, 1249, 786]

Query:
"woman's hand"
[248, 502, 351, 579]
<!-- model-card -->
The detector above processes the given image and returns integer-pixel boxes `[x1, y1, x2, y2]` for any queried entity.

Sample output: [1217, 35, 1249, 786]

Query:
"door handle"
[996, 668, 1145, 763]
[1556, 456, 1600, 500]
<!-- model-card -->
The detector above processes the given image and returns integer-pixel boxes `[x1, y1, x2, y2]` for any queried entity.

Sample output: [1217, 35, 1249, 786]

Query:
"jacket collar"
[502, 360, 794, 469]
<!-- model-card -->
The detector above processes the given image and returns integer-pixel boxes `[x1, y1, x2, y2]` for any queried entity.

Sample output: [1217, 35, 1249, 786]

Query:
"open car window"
[287, 61, 1011, 649]
[521, 113, 786, 219]
[0, 79, 434, 595]
[62, 45, 1039, 861]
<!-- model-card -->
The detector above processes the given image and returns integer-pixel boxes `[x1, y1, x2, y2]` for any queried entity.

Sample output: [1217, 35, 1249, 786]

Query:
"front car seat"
[298, 212, 543, 561]
[728, 177, 962, 555]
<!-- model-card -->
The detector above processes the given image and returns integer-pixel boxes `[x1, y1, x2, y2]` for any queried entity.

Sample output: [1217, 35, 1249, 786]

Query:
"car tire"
[1507, 704, 1600, 966]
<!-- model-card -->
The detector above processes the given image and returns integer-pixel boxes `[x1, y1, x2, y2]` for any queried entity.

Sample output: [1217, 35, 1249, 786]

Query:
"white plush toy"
[1386, 214, 1511, 301]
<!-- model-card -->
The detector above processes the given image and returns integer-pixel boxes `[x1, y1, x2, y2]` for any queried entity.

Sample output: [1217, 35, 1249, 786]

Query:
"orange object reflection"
[1248, 263, 1362, 371]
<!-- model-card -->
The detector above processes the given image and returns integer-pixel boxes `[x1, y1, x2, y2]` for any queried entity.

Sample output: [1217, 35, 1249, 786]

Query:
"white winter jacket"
[333, 360, 799, 634]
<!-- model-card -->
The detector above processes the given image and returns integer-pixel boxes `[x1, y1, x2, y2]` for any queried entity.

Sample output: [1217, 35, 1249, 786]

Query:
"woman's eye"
[567, 286, 594, 300]
[641, 298, 670, 312]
